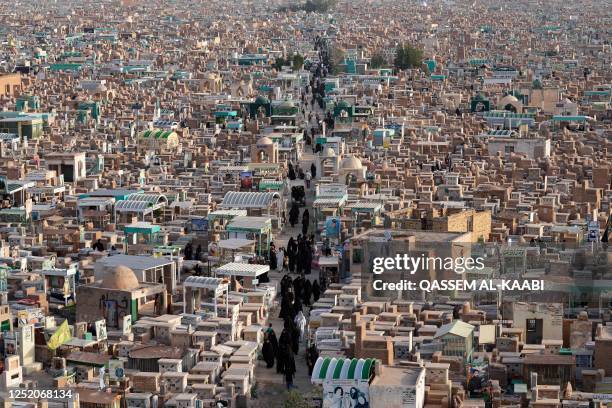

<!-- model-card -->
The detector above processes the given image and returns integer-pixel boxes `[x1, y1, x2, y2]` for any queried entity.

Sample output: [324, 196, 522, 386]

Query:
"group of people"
[183, 242, 203, 261]
[263, 43, 333, 391]
[279, 273, 321, 319]
[289, 205, 310, 235]
[287, 162, 312, 182]
[261, 320, 300, 388]
[262, 273, 322, 389]
[285, 234, 316, 275]
[261, 320, 300, 389]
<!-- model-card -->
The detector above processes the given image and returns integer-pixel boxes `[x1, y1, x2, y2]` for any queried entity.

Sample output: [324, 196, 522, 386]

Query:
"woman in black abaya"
[286, 238, 297, 272]
[279, 292, 294, 320]
[303, 279, 312, 306]
[301, 209, 310, 235]
[288, 163, 296, 180]
[312, 279, 321, 302]
[277, 324, 293, 374]
[268, 247, 277, 271]
[284, 350, 296, 389]
[262, 334, 275, 368]
[289, 206, 299, 227]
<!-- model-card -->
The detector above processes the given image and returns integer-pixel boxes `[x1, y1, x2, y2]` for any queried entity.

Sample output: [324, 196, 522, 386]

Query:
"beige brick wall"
[0, 74, 21, 97]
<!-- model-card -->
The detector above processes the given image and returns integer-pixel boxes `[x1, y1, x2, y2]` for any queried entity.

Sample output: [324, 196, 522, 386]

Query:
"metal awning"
[184, 276, 228, 291]
[217, 238, 256, 250]
[217, 165, 249, 173]
[214, 262, 270, 277]
[227, 216, 271, 232]
[124, 222, 161, 234]
[78, 197, 115, 207]
[207, 209, 248, 220]
[0, 132, 18, 141]
[220, 191, 280, 209]
[115, 193, 168, 214]
[5, 180, 35, 194]
[125, 193, 167, 204]
[115, 200, 160, 214]
[97, 254, 173, 271]
[347, 201, 383, 212]
[40, 268, 77, 277]
[313, 197, 347, 208]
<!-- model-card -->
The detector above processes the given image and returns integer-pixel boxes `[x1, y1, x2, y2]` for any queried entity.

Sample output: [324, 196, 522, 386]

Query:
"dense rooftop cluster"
[0, 0, 609, 407]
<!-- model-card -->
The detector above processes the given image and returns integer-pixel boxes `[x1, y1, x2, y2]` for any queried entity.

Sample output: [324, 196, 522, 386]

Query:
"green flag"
[47, 320, 72, 350]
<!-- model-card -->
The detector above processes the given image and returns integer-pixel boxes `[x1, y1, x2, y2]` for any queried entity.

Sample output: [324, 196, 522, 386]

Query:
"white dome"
[322, 147, 336, 157]
[499, 94, 520, 108]
[340, 155, 363, 170]
[256, 136, 274, 146]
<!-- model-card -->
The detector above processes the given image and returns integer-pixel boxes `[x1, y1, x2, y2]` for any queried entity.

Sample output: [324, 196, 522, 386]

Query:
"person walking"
[296, 238, 305, 275]
[266, 323, 279, 356]
[303, 279, 312, 305]
[306, 343, 319, 376]
[304, 246, 313, 275]
[287, 238, 296, 273]
[183, 243, 193, 260]
[302, 209, 310, 235]
[284, 350, 296, 389]
[288, 163, 296, 180]
[262, 334, 275, 368]
[289, 204, 299, 227]
[312, 279, 321, 302]
[276, 247, 285, 271]
[279, 291, 295, 320]
[268, 246, 277, 271]
[277, 325, 292, 375]
[294, 310, 307, 342]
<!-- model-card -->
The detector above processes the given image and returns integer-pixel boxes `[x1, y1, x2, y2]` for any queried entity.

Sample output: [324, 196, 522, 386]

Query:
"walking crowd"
[260, 55, 333, 390]
[261, 271, 322, 389]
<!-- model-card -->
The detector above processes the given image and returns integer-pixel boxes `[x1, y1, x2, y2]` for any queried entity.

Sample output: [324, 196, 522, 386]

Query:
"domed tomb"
[100, 265, 140, 290]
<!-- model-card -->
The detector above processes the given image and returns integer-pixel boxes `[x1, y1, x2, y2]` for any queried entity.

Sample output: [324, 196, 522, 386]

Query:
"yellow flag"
[47, 320, 72, 350]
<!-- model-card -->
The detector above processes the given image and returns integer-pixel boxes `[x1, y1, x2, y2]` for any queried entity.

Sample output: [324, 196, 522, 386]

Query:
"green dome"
[337, 100, 352, 108]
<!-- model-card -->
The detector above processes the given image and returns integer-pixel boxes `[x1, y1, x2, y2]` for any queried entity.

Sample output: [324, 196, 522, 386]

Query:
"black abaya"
[279, 294, 294, 319]
[269, 250, 277, 270]
[304, 249, 312, 275]
[302, 210, 310, 235]
[303, 279, 312, 306]
[262, 340, 275, 368]
[312, 280, 321, 302]
[289, 205, 299, 227]
[268, 330, 279, 355]
[277, 330, 292, 374]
